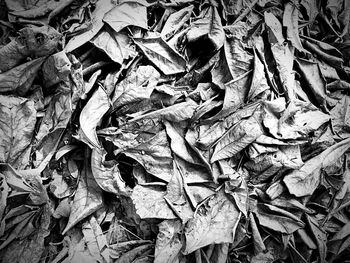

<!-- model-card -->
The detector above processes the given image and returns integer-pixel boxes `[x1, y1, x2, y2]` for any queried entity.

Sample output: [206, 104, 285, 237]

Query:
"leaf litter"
[0, 0, 350, 262]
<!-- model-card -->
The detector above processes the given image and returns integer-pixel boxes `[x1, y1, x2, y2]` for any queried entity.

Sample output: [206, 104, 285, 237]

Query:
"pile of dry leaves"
[0, 0, 350, 262]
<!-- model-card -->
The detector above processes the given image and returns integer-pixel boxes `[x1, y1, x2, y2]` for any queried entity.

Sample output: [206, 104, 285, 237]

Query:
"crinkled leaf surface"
[103, 1, 148, 33]
[154, 219, 183, 263]
[133, 37, 187, 75]
[63, 160, 103, 234]
[0, 96, 36, 169]
[65, 0, 115, 52]
[80, 86, 110, 148]
[132, 184, 177, 219]
[284, 137, 350, 197]
[161, 5, 193, 40]
[183, 189, 240, 254]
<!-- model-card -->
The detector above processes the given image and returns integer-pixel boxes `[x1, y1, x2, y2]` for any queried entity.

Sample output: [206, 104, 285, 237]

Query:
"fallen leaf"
[211, 114, 263, 163]
[103, 1, 148, 33]
[0, 95, 36, 169]
[133, 37, 187, 75]
[79, 86, 110, 148]
[62, 157, 104, 234]
[0, 57, 45, 95]
[161, 5, 193, 40]
[91, 148, 131, 196]
[183, 189, 241, 254]
[91, 28, 137, 65]
[131, 184, 177, 219]
[284, 137, 350, 197]
[154, 219, 183, 263]
[64, 0, 115, 52]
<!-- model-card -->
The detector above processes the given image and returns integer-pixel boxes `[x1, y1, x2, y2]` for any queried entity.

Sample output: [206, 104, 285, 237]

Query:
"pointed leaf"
[103, 1, 147, 33]
[133, 37, 187, 75]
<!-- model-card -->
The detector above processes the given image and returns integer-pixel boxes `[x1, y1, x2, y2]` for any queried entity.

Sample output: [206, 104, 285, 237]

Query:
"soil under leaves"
[0, 0, 350, 262]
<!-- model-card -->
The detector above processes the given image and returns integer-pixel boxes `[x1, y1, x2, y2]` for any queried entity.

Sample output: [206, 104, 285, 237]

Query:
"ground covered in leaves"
[0, 0, 350, 262]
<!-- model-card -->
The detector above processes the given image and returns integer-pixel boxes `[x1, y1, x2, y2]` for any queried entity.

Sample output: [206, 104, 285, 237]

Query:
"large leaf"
[0, 96, 36, 169]
[161, 5, 194, 40]
[211, 22, 253, 87]
[64, 0, 115, 52]
[211, 114, 263, 163]
[186, 5, 225, 54]
[103, 1, 148, 33]
[111, 65, 160, 109]
[283, 137, 350, 197]
[131, 184, 177, 219]
[62, 158, 104, 234]
[133, 37, 187, 75]
[0, 57, 45, 95]
[183, 189, 241, 254]
[91, 28, 137, 65]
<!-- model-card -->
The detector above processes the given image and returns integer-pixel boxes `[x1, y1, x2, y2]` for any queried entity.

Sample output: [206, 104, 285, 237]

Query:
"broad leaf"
[0, 57, 45, 95]
[103, 1, 148, 33]
[183, 189, 241, 254]
[0, 96, 36, 169]
[131, 184, 177, 219]
[283, 137, 350, 197]
[91, 148, 131, 196]
[133, 37, 187, 75]
[154, 220, 183, 263]
[91, 28, 137, 65]
[211, 114, 263, 163]
[65, 0, 115, 52]
[62, 158, 103, 234]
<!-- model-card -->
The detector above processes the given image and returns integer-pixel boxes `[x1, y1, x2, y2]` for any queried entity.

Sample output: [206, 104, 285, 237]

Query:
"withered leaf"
[0, 57, 45, 95]
[103, 1, 148, 33]
[65, 0, 115, 52]
[79, 86, 110, 148]
[133, 37, 187, 75]
[211, 114, 263, 163]
[62, 159, 103, 234]
[91, 148, 130, 196]
[0, 96, 36, 169]
[154, 219, 183, 263]
[284, 137, 350, 197]
[183, 189, 241, 254]
[132, 184, 177, 219]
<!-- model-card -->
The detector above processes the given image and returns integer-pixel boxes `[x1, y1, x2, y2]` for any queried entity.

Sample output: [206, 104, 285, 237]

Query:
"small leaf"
[133, 37, 187, 75]
[103, 1, 148, 33]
